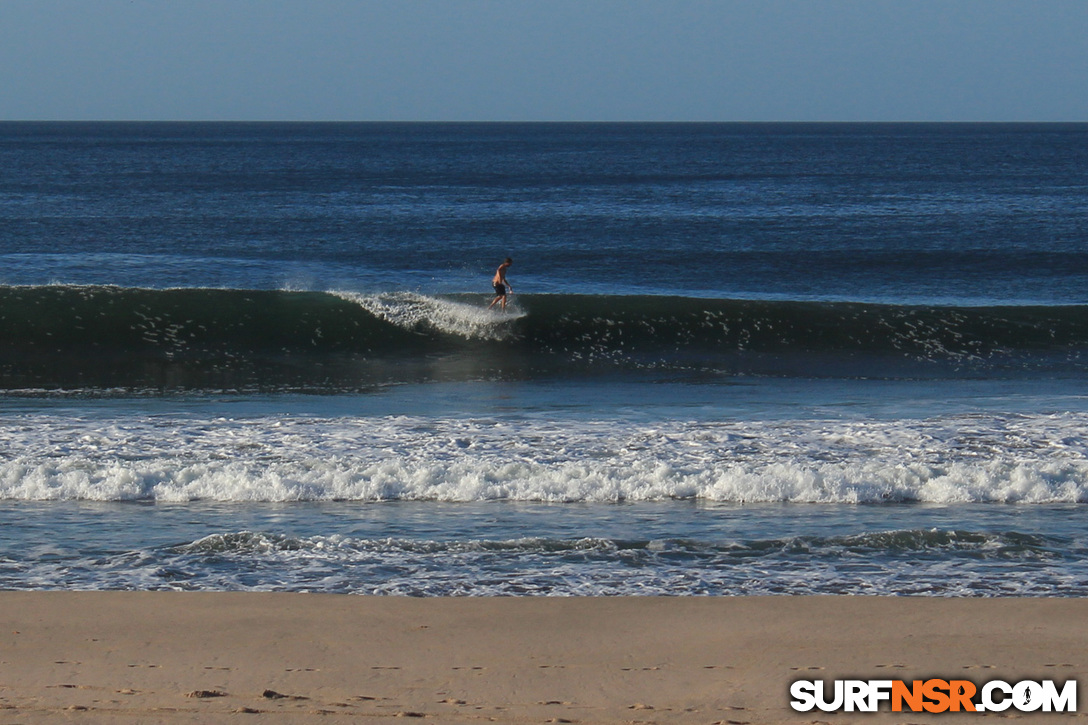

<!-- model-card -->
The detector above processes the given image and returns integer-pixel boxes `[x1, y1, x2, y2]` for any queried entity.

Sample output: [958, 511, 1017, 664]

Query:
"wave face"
[2, 285, 1088, 391]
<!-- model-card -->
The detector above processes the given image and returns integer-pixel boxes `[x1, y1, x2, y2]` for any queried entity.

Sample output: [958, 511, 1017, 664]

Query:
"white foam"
[2, 412, 1088, 503]
[332, 291, 523, 340]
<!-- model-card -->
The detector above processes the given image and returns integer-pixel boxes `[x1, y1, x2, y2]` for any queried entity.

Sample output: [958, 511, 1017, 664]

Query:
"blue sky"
[2, 0, 1085, 121]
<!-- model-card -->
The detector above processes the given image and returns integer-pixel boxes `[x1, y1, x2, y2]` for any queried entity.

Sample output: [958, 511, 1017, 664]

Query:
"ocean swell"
[2, 285, 1088, 391]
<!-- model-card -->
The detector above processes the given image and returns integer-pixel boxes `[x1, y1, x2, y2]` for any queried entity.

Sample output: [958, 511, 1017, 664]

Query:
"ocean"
[2, 121, 1088, 596]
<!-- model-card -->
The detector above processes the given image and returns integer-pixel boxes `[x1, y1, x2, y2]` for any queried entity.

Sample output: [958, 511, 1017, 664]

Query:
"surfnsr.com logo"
[790, 678, 1077, 714]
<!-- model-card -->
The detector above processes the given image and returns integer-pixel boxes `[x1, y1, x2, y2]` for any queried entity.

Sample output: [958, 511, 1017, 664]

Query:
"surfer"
[488, 258, 513, 311]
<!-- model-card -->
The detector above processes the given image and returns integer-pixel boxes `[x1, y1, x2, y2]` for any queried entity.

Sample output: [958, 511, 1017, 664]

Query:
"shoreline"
[0, 593, 1084, 723]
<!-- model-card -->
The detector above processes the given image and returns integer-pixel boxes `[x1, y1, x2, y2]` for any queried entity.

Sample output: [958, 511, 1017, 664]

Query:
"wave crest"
[2, 285, 1088, 390]
[332, 290, 522, 341]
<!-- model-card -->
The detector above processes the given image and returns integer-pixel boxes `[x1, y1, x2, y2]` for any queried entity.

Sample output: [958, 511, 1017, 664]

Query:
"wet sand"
[0, 593, 1084, 723]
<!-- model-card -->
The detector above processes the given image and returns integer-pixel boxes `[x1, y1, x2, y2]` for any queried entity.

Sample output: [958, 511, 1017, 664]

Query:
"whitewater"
[3, 411, 1088, 504]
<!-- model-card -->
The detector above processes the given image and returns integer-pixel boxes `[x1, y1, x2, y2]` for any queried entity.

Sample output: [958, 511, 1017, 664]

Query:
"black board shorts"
[493, 283, 507, 296]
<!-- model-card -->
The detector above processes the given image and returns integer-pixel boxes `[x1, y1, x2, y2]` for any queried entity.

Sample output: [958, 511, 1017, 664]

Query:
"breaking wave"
[3, 412, 1088, 503]
[2, 285, 1088, 391]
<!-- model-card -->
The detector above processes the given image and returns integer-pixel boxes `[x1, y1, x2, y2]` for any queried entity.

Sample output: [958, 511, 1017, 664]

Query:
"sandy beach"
[0, 594, 1083, 723]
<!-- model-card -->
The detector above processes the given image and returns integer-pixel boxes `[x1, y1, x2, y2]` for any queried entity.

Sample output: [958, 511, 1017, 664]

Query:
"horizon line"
[2, 119, 1087, 124]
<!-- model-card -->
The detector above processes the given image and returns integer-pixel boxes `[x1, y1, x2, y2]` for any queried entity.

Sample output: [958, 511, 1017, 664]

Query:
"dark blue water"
[2, 122, 1087, 595]
[4, 122, 1088, 302]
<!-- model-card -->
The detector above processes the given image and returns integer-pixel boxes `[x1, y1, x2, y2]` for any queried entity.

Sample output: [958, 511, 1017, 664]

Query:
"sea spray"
[331, 290, 524, 341]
